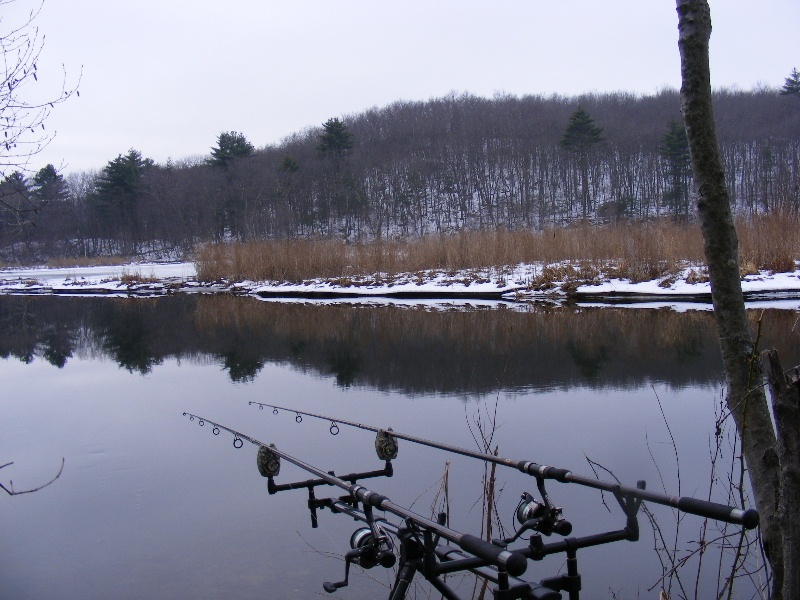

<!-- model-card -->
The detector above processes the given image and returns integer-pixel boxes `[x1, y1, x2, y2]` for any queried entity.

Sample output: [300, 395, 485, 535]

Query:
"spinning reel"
[323, 523, 396, 593]
[494, 477, 572, 547]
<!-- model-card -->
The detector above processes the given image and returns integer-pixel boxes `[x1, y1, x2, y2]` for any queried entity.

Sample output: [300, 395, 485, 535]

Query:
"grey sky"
[9, 0, 800, 174]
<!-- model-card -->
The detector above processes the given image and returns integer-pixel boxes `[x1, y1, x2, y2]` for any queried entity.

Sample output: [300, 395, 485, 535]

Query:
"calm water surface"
[2, 296, 796, 599]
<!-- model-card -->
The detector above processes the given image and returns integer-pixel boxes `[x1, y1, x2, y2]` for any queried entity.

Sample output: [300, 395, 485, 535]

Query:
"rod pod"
[251, 402, 759, 530]
[183, 411, 528, 578]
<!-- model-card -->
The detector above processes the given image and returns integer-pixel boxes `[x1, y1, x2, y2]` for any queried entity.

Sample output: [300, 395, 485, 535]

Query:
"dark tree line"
[2, 88, 799, 261]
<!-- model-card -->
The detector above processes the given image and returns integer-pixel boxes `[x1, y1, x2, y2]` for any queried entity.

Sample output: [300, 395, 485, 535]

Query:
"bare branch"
[1, 0, 81, 178]
[0, 457, 64, 495]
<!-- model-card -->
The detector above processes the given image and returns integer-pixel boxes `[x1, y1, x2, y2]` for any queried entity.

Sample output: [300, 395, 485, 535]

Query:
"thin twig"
[0, 458, 64, 496]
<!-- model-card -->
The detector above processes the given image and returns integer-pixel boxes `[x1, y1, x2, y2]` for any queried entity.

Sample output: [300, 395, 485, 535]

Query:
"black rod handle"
[676, 497, 759, 529]
[553, 469, 760, 529]
[611, 484, 760, 529]
[457, 534, 527, 577]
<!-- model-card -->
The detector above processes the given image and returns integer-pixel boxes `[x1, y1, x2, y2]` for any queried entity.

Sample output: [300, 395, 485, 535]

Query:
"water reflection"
[2, 295, 798, 391]
[2, 296, 789, 599]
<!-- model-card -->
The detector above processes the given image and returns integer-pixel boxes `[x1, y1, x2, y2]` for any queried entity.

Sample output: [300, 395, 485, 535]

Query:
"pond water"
[1, 296, 796, 600]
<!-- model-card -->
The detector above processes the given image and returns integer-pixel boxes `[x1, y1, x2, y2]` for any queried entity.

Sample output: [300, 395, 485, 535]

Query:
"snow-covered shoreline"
[1, 261, 800, 310]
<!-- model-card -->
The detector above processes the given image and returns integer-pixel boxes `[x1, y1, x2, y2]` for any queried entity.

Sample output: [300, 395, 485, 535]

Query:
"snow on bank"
[0, 262, 197, 282]
[1, 261, 800, 310]
[0, 262, 198, 296]
[576, 269, 800, 298]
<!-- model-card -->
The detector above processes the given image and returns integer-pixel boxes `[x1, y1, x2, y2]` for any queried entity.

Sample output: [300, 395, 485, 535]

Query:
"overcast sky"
[8, 0, 800, 174]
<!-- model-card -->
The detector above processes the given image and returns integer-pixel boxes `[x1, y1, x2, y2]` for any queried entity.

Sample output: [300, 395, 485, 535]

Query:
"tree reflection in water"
[2, 294, 797, 600]
[1, 295, 798, 390]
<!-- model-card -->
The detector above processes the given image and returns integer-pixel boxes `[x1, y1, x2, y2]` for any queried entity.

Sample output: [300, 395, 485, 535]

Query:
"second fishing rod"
[249, 402, 759, 530]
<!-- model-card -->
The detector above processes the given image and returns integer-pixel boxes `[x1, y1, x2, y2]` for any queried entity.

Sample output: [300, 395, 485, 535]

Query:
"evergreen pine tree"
[779, 67, 800, 98]
[0, 171, 29, 221]
[30, 164, 68, 206]
[2, 171, 28, 194]
[559, 107, 604, 151]
[208, 131, 255, 168]
[96, 150, 153, 199]
[93, 149, 153, 249]
[279, 155, 300, 173]
[0, 171, 34, 249]
[317, 118, 353, 158]
[207, 132, 255, 239]
[659, 119, 691, 219]
[559, 107, 603, 219]
[27, 164, 70, 252]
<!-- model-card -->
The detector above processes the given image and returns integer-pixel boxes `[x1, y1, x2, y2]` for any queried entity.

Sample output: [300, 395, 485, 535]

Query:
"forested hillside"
[2, 88, 798, 262]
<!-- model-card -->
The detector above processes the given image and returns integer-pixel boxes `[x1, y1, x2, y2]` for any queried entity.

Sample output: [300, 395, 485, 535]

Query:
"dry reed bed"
[195, 213, 800, 285]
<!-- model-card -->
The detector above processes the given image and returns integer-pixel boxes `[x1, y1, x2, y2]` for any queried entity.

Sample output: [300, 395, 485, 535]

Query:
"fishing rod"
[181, 412, 527, 578]
[182, 410, 648, 599]
[249, 402, 760, 530]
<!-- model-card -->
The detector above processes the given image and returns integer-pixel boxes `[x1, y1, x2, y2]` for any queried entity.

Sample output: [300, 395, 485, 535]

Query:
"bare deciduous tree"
[1, 0, 80, 171]
[676, 1, 797, 598]
[1, 0, 80, 219]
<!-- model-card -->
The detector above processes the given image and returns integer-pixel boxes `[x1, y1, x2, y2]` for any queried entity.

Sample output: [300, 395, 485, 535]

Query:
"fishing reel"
[494, 486, 572, 547]
[323, 524, 396, 593]
[348, 526, 397, 569]
[515, 492, 572, 537]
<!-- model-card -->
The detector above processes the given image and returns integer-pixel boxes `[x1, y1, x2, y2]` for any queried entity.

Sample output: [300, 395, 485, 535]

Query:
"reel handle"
[322, 547, 360, 593]
[322, 581, 346, 593]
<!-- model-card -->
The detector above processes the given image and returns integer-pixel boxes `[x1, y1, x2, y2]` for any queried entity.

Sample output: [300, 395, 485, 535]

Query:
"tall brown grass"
[736, 212, 800, 275]
[195, 213, 799, 283]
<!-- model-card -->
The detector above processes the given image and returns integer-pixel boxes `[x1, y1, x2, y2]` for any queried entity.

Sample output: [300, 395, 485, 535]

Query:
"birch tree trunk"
[675, 1, 783, 596]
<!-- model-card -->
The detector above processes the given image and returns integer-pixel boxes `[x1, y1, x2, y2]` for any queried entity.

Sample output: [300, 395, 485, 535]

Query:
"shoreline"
[2, 261, 800, 310]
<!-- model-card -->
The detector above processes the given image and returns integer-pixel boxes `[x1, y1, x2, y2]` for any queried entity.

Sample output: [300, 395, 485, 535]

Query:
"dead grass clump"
[530, 264, 580, 290]
[738, 260, 760, 278]
[120, 270, 160, 284]
[685, 268, 709, 284]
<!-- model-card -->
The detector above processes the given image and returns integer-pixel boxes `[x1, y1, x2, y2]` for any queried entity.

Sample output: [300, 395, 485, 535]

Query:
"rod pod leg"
[389, 563, 418, 600]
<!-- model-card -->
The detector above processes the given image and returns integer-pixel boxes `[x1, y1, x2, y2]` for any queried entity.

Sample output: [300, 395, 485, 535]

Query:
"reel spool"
[516, 493, 547, 524]
[515, 492, 573, 537]
[349, 527, 396, 569]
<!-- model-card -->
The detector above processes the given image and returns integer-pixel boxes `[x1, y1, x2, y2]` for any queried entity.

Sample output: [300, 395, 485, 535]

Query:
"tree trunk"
[761, 350, 800, 600]
[580, 152, 590, 220]
[675, 1, 783, 596]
